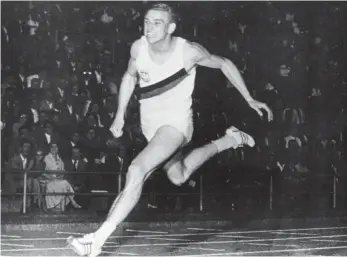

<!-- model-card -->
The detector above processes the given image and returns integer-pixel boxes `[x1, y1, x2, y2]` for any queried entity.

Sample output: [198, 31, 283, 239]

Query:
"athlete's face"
[144, 10, 175, 44]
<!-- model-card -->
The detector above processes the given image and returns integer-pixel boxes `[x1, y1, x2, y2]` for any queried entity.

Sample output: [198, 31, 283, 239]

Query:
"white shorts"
[141, 111, 194, 143]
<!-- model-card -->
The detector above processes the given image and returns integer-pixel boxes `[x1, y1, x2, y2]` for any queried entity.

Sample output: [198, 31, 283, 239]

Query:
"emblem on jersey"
[139, 70, 150, 83]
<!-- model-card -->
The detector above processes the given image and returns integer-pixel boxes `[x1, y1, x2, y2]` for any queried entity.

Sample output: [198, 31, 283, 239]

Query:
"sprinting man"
[67, 3, 273, 256]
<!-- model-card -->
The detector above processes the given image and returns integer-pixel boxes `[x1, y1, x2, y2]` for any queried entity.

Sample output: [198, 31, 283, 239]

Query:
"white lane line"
[311, 239, 347, 242]
[1, 235, 21, 238]
[56, 231, 84, 235]
[103, 251, 138, 256]
[247, 243, 299, 247]
[2, 237, 68, 241]
[227, 245, 347, 255]
[126, 229, 168, 234]
[216, 235, 257, 238]
[104, 242, 119, 245]
[187, 228, 222, 231]
[2, 243, 345, 257]
[1, 247, 70, 252]
[3, 234, 347, 252]
[1, 243, 34, 247]
[146, 237, 193, 242]
[180, 246, 226, 252]
[220, 226, 347, 235]
[134, 245, 347, 257]
[270, 231, 317, 236]
[90, 234, 347, 248]
[5, 226, 347, 242]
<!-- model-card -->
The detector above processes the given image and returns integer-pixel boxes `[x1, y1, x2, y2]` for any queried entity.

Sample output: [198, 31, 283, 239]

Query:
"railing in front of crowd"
[0, 168, 340, 214]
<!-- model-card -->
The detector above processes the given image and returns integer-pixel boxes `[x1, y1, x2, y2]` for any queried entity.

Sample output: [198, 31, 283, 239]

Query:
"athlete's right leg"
[67, 125, 186, 257]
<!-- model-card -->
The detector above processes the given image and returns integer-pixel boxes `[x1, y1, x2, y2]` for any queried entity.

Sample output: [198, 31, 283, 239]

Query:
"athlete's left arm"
[184, 42, 273, 121]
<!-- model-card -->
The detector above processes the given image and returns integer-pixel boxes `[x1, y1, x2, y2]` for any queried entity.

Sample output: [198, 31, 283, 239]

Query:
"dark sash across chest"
[135, 68, 189, 100]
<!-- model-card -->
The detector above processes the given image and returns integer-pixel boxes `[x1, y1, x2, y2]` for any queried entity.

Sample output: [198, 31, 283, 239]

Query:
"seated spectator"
[4, 140, 40, 211]
[32, 110, 49, 134]
[9, 124, 37, 158]
[34, 120, 60, 154]
[14, 65, 27, 96]
[64, 147, 88, 191]
[71, 83, 80, 98]
[32, 149, 46, 170]
[64, 147, 89, 207]
[29, 77, 42, 89]
[93, 149, 123, 192]
[81, 127, 102, 162]
[12, 113, 29, 138]
[81, 113, 99, 129]
[60, 131, 83, 160]
[26, 96, 41, 124]
[53, 76, 69, 103]
[39, 91, 57, 112]
[43, 142, 81, 212]
[77, 88, 92, 119]
[56, 95, 79, 131]
[101, 96, 117, 129]
[283, 140, 309, 173]
[86, 101, 104, 127]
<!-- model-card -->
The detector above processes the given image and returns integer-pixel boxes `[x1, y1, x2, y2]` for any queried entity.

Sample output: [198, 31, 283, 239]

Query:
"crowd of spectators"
[1, 2, 346, 213]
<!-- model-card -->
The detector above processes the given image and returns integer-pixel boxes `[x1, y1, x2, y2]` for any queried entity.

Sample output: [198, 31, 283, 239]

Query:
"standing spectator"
[30, 149, 46, 210]
[4, 140, 40, 211]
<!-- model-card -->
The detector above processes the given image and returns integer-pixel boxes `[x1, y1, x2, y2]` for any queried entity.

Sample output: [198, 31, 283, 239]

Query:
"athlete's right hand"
[110, 116, 124, 138]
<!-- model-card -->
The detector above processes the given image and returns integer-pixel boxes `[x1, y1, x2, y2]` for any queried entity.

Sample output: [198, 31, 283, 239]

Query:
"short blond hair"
[147, 3, 178, 23]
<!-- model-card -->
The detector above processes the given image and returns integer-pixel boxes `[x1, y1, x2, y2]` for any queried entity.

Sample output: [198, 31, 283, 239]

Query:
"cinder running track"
[2, 217, 347, 256]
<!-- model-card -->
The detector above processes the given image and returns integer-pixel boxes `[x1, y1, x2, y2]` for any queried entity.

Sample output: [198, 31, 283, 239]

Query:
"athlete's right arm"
[115, 39, 140, 120]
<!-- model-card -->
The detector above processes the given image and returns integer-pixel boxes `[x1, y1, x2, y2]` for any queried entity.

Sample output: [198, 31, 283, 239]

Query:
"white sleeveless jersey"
[135, 36, 196, 124]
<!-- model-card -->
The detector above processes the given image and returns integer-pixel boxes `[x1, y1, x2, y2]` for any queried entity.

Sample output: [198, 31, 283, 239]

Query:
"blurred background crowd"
[1, 2, 346, 214]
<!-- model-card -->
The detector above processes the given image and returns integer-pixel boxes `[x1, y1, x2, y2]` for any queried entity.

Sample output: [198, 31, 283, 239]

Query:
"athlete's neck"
[149, 36, 175, 54]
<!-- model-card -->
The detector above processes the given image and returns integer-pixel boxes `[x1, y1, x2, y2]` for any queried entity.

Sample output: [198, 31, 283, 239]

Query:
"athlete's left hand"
[248, 99, 273, 122]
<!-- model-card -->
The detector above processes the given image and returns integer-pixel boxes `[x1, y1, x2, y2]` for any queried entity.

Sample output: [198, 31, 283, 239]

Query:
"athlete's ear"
[168, 22, 176, 34]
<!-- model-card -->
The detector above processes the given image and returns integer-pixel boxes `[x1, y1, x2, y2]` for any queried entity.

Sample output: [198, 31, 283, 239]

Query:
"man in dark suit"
[8, 124, 37, 158]
[4, 140, 40, 211]
[33, 121, 60, 155]
[64, 147, 89, 207]
[64, 147, 88, 189]
[101, 96, 117, 130]
[9, 65, 27, 99]
[56, 95, 79, 131]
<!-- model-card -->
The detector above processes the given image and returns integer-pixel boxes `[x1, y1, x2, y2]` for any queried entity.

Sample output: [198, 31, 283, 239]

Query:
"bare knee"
[166, 164, 186, 186]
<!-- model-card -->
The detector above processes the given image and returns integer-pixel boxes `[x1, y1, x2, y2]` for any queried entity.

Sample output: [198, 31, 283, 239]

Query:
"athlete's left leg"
[165, 126, 255, 186]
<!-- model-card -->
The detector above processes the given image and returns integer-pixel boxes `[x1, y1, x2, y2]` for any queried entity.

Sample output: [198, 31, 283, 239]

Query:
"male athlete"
[67, 3, 273, 256]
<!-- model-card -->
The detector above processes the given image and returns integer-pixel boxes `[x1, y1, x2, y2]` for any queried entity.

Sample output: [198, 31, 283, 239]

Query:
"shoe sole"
[226, 126, 255, 147]
[66, 236, 102, 257]
[67, 236, 87, 256]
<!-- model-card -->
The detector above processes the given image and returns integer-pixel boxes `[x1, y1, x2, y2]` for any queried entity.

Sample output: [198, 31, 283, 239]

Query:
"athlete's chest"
[147, 50, 173, 65]
[137, 54, 182, 85]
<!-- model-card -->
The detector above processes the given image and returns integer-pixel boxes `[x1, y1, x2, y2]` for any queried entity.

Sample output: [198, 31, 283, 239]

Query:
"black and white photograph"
[1, 1, 347, 256]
